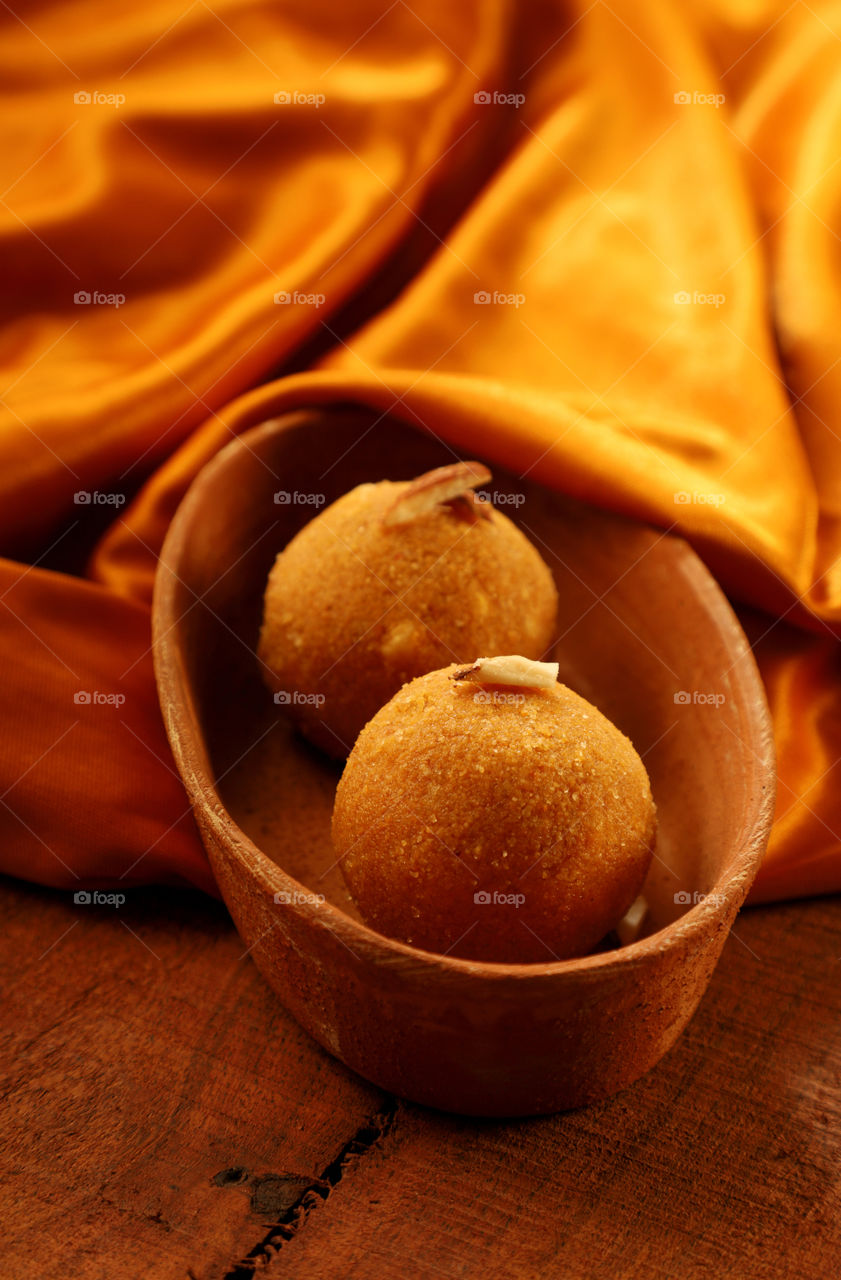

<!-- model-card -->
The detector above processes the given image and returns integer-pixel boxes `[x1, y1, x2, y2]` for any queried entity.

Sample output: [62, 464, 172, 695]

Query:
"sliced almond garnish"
[452, 655, 559, 689]
[383, 461, 492, 526]
[615, 895, 648, 946]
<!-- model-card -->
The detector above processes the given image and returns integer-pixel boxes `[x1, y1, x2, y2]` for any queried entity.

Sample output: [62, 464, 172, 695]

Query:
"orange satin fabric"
[1, 0, 839, 901]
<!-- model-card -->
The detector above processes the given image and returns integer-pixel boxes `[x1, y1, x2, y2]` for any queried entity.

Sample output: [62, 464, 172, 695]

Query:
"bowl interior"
[160, 407, 772, 953]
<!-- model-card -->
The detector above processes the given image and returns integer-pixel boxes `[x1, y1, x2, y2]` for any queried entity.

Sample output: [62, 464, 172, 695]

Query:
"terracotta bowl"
[153, 408, 775, 1116]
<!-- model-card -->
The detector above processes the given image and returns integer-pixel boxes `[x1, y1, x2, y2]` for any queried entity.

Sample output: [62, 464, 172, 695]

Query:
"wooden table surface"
[1, 875, 838, 1280]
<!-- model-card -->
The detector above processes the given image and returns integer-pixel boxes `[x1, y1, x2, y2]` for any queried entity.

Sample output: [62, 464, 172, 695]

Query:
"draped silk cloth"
[1, 0, 839, 902]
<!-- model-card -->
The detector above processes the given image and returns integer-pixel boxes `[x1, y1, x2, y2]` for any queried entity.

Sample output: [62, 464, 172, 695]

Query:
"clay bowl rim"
[153, 414, 777, 985]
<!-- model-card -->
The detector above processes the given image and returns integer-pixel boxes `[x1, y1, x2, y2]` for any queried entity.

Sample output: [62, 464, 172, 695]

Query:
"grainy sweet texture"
[258, 464, 558, 756]
[332, 663, 657, 963]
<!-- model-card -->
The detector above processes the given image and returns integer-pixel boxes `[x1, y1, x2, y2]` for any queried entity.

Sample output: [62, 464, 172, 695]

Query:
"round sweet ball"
[332, 656, 657, 964]
[258, 463, 558, 757]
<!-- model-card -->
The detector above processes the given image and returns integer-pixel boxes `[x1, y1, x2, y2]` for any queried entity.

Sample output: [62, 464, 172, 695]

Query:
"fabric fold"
[1, 0, 839, 903]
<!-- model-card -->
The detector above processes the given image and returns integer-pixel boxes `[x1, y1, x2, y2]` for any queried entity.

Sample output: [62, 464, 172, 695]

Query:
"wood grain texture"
[0, 878, 385, 1280]
[2, 879, 838, 1280]
[274, 896, 841, 1280]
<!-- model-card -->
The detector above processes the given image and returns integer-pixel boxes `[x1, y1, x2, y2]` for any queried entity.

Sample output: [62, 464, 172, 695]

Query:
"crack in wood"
[221, 1098, 399, 1278]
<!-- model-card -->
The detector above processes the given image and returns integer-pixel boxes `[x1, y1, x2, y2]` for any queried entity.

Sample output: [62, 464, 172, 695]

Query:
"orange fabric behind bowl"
[0, 0, 838, 902]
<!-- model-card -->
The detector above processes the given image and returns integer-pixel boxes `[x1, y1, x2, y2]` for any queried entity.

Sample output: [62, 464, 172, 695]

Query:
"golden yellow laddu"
[332, 657, 657, 964]
[259, 464, 558, 756]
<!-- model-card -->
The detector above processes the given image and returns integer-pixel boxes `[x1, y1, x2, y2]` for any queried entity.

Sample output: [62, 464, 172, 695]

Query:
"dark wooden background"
[1, 876, 838, 1279]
